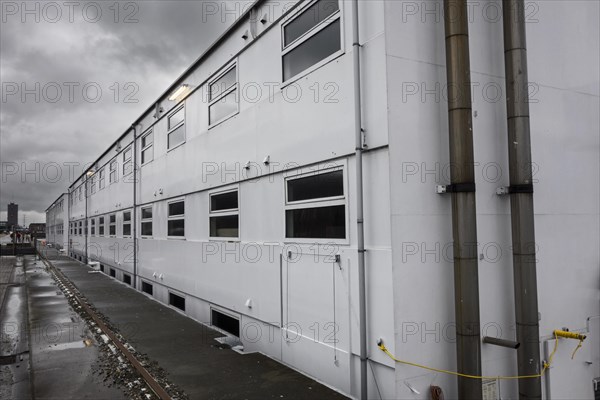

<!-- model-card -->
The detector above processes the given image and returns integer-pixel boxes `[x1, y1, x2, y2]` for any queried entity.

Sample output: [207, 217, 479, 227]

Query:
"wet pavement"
[1, 256, 31, 400]
[40, 248, 347, 400]
[1, 255, 127, 400]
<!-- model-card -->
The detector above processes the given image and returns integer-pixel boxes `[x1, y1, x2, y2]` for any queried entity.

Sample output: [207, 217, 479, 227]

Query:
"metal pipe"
[483, 336, 520, 349]
[132, 124, 138, 289]
[502, 1, 541, 398]
[84, 174, 88, 263]
[351, 0, 367, 398]
[442, 0, 482, 398]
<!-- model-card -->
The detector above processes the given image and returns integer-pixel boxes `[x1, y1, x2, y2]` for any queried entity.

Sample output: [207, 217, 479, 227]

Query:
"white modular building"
[45, 193, 68, 249]
[46, 0, 599, 399]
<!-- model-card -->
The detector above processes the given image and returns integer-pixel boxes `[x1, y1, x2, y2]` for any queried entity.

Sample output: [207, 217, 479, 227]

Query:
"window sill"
[209, 237, 240, 242]
[167, 236, 186, 240]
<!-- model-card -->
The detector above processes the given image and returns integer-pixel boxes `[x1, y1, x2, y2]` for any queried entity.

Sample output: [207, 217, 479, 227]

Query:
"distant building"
[7, 203, 18, 229]
[29, 223, 46, 238]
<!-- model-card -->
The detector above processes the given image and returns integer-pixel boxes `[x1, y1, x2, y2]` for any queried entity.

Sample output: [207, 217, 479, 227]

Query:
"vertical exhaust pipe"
[502, 1, 542, 398]
[351, 0, 368, 398]
[442, 0, 482, 398]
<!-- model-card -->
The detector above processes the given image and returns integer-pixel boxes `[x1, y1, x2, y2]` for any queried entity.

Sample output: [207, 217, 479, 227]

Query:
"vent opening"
[211, 309, 240, 337]
[141, 281, 153, 295]
[169, 293, 185, 311]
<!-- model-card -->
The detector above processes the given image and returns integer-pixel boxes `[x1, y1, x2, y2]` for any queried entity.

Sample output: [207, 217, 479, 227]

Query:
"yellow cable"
[378, 332, 560, 381]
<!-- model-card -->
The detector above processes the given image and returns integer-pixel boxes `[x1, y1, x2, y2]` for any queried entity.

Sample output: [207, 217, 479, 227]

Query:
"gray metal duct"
[442, 0, 482, 398]
[502, 1, 542, 398]
[351, 0, 368, 398]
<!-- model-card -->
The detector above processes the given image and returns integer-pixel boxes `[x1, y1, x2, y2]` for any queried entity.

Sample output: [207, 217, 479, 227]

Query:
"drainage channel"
[37, 254, 181, 400]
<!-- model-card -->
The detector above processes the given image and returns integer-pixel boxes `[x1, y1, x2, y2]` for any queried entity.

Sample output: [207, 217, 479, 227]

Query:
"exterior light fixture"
[169, 84, 190, 101]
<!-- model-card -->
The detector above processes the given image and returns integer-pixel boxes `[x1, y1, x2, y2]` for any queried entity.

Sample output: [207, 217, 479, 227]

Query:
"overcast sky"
[1, 0, 252, 224]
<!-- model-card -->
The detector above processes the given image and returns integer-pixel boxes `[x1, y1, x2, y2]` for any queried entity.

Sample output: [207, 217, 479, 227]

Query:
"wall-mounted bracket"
[436, 183, 476, 194]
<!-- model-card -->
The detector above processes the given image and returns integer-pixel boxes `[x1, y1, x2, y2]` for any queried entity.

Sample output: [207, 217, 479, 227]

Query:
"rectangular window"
[99, 216, 105, 236]
[99, 264, 104, 272]
[79, 186, 83, 201]
[90, 175, 96, 194]
[122, 146, 133, 176]
[282, 0, 341, 82]
[98, 168, 105, 189]
[109, 160, 118, 183]
[91, 218, 96, 235]
[141, 281, 153, 295]
[123, 274, 132, 285]
[122, 211, 131, 237]
[109, 214, 116, 236]
[167, 106, 185, 149]
[141, 130, 153, 164]
[209, 64, 238, 125]
[167, 200, 185, 237]
[169, 293, 186, 311]
[285, 169, 346, 239]
[141, 206, 153, 237]
[109, 268, 116, 278]
[209, 190, 239, 238]
[78, 221, 82, 235]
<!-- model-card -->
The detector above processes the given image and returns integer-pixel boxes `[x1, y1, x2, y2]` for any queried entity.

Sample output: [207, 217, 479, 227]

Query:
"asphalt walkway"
[41, 248, 347, 400]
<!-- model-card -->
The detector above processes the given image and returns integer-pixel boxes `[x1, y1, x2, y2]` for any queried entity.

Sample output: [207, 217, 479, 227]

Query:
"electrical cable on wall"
[377, 330, 586, 381]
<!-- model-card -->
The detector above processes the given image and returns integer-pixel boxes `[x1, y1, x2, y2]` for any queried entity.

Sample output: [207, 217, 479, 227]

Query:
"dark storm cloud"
[1, 0, 252, 222]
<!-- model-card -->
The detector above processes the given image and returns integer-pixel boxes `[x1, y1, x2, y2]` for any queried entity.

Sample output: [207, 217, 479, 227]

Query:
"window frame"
[98, 168, 105, 189]
[122, 210, 132, 238]
[122, 146, 133, 176]
[90, 174, 96, 195]
[141, 129, 154, 165]
[109, 159, 118, 184]
[167, 198, 185, 239]
[140, 205, 153, 238]
[98, 216, 105, 236]
[209, 188, 240, 240]
[109, 214, 116, 237]
[208, 61, 239, 128]
[283, 165, 348, 244]
[167, 105, 186, 151]
[90, 218, 96, 236]
[280, 0, 344, 85]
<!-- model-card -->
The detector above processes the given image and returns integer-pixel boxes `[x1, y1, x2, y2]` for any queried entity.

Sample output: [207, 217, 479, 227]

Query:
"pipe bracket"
[496, 184, 534, 195]
[436, 183, 476, 194]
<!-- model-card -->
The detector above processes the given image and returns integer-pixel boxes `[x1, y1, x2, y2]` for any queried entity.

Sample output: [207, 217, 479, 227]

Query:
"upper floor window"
[122, 211, 131, 237]
[209, 190, 239, 238]
[91, 218, 96, 235]
[109, 160, 118, 183]
[90, 175, 96, 195]
[122, 146, 133, 175]
[281, 0, 341, 82]
[167, 200, 185, 237]
[285, 169, 346, 239]
[98, 168, 105, 189]
[208, 64, 238, 126]
[141, 130, 153, 164]
[78, 186, 83, 201]
[98, 216, 105, 236]
[167, 106, 185, 149]
[141, 206, 153, 237]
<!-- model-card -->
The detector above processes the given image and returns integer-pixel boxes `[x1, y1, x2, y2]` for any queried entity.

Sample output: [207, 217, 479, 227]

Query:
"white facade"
[45, 193, 68, 250]
[47, 1, 599, 399]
